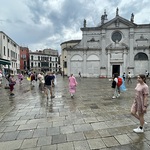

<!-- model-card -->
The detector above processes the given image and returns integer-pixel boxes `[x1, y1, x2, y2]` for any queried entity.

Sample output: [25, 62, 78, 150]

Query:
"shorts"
[45, 85, 52, 90]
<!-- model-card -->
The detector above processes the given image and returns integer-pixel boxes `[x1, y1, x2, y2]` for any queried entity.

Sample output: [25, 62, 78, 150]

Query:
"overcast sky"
[0, 0, 150, 54]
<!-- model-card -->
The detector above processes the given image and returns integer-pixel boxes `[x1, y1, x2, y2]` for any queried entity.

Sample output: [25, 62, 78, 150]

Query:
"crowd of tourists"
[0, 69, 149, 134]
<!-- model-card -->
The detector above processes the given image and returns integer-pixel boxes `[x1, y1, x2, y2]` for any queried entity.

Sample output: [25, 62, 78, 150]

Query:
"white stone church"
[61, 8, 150, 78]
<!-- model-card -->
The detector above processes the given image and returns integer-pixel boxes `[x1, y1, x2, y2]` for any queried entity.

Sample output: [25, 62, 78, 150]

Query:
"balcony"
[11, 57, 17, 61]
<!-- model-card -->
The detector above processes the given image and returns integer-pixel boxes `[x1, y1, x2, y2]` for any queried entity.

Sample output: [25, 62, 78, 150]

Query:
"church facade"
[61, 9, 150, 78]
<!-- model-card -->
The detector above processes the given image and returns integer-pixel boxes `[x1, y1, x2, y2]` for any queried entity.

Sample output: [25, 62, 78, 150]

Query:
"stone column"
[107, 50, 111, 77]
[129, 29, 134, 67]
[101, 30, 106, 67]
[83, 50, 87, 77]
[99, 51, 101, 76]
[67, 52, 71, 77]
[123, 49, 127, 72]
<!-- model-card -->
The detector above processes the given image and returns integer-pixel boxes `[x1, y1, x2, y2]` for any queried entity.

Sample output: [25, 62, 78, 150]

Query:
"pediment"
[106, 42, 129, 50]
[100, 16, 136, 29]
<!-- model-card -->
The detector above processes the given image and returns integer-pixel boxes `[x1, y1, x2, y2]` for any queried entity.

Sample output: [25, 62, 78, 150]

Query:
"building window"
[38, 63, 40, 67]
[4, 46, 6, 55]
[8, 48, 9, 57]
[55, 58, 57, 62]
[134, 52, 148, 60]
[111, 31, 122, 42]
[11, 50, 15, 58]
[64, 61, 67, 68]
[38, 56, 40, 61]
[31, 56, 33, 60]
[31, 62, 33, 67]
[41, 62, 49, 67]
[24, 61, 26, 69]
[50, 57, 51, 61]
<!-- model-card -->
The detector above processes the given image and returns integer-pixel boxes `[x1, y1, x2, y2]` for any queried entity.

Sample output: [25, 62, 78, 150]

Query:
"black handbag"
[111, 80, 116, 88]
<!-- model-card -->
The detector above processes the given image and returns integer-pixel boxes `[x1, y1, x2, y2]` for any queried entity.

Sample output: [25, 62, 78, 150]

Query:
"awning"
[0, 58, 11, 65]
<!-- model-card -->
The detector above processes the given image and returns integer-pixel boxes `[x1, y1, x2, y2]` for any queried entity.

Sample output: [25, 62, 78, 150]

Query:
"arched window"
[134, 52, 148, 60]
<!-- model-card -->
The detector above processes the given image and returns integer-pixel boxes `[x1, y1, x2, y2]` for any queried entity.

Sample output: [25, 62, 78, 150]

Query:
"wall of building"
[0, 31, 20, 75]
[29, 50, 59, 73]
[61, 15, 150, 78]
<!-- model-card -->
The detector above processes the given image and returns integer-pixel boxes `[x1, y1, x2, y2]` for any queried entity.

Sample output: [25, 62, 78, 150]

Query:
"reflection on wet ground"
[0, 75, 150, 150]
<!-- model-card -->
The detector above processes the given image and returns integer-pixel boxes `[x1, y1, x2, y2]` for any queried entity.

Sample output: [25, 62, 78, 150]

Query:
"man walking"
[127, 72, 132, 84]
[44, 71, 55, 99]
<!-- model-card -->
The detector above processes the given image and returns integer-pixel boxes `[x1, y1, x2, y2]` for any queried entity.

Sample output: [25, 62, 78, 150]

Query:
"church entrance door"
[112, 65, 120, 76]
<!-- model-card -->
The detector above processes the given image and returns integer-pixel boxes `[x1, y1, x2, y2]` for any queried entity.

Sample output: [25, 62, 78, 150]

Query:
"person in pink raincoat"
[69, 74, 77, 98]
[18, 72, 23, 84]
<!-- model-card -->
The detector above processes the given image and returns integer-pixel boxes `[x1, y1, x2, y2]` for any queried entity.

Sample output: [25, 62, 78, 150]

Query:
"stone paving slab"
[0, 76, 150, 149]
[0, 140, 23, 150]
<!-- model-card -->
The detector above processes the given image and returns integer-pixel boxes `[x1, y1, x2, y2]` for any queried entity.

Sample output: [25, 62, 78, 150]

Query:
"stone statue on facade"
[131, 13, 134, 22]
[83, 19, 86, 27]
[116, 8, 119, 16]
[101, 10, 108, 25]
[101, 15, 104, 24]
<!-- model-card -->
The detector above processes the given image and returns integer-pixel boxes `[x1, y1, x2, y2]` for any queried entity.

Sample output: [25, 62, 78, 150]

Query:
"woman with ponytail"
[131, 74, 149, 133]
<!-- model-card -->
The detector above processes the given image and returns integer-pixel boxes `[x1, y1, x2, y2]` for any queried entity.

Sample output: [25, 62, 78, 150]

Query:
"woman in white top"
[38, 72, 45, 92]
[112, 73, 119, 99]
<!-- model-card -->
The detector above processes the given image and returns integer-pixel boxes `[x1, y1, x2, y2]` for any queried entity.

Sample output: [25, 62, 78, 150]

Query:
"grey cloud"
[5, 19, 13, 24]
[1, 0, 150, 52]
[47, 0, 86, 32]
[25, 0, 48, 24]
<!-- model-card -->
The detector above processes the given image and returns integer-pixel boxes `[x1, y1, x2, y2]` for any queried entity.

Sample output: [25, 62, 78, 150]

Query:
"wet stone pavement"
[0, 75, 150, 150]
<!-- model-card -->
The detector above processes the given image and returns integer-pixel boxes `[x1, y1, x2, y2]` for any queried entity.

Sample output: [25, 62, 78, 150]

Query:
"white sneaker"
[112, 96, 116, 99]
[133, 127, 144, 133]
[145, 121, 148, 125]
[117, 94, 120, 97]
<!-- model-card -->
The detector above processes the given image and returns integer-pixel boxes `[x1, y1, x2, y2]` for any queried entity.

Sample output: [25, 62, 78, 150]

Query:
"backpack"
[117, 77, 123, 87]
[111, 80, 116, 88]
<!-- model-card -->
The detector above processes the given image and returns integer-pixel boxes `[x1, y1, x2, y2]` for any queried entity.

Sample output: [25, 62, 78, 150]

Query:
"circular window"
[111, 31, 122, 42]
